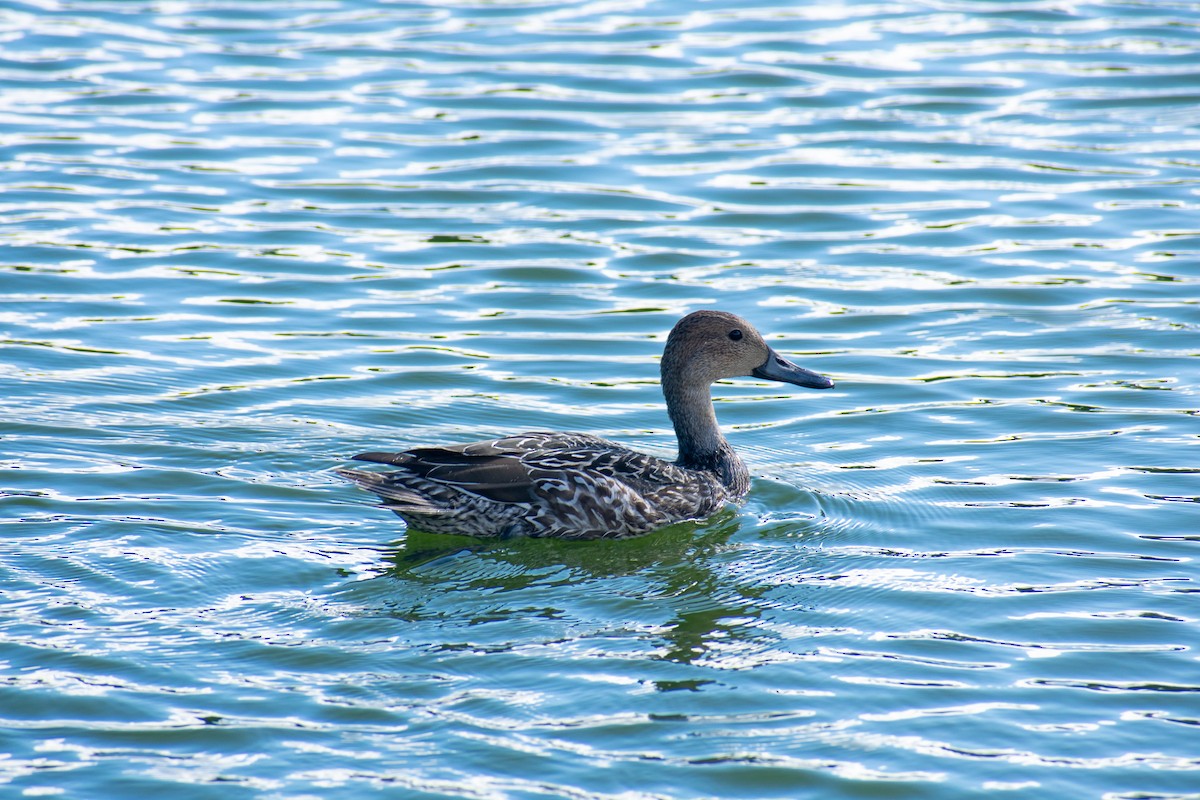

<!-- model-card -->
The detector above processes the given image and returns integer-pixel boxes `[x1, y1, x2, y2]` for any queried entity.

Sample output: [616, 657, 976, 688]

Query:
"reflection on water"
[3, 0, 1199, 798]
[381, 514, 768, 668]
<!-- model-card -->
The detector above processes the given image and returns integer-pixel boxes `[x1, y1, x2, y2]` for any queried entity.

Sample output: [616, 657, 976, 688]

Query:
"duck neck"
[663, 380, 750, 495]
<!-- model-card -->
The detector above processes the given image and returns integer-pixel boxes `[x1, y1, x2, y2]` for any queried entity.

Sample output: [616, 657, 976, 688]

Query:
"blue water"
[2, 0, 1198, 797]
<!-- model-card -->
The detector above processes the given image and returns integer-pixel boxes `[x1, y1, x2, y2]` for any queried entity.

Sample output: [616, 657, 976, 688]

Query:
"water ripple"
[3, 1, 1199, 798]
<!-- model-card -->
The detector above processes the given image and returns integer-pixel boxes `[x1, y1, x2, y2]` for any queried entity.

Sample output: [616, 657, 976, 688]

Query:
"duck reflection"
[373, 510, 792, 671]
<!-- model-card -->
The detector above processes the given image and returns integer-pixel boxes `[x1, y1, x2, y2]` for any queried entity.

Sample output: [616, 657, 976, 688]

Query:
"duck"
[336, 310, 834, 540]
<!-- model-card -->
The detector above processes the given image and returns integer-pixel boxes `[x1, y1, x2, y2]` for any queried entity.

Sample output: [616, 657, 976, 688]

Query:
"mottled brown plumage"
[337, 310, 834, 539]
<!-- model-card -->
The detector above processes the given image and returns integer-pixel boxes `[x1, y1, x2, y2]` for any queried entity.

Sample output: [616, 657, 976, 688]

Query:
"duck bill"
[752, 347, 835, 390]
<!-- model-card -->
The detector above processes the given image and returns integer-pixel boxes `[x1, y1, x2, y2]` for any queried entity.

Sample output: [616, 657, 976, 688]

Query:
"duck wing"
[351, 436, 543, 505]
[344, 432, 726, 538]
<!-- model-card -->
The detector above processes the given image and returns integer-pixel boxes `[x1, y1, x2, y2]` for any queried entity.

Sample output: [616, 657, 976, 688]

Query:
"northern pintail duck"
[337, 310, 834, 540]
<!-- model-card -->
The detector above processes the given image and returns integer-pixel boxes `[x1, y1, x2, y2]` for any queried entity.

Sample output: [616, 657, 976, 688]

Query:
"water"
[2, 0, 1198, 797]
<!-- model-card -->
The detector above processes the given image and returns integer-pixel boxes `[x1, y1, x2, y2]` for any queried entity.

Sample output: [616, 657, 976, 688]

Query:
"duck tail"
[334, 468, 450, 516]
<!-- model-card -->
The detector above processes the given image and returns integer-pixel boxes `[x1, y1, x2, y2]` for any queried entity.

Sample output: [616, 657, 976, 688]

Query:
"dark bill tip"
[751, 347, 835, 390]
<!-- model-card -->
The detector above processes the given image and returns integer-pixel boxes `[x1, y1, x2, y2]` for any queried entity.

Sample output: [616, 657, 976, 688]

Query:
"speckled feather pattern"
[337, 431, 745, 539]
[338, 310, 833, 540]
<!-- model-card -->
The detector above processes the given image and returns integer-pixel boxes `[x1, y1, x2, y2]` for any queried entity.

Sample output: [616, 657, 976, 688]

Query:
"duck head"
[661, 310, 834, 390]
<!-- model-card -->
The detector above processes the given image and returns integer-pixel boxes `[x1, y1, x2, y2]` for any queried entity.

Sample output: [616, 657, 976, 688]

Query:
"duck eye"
[728, 329, 743, 341]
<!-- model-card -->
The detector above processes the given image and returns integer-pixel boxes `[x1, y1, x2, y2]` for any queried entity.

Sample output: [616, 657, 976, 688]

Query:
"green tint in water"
[1, 1, 1198, 798]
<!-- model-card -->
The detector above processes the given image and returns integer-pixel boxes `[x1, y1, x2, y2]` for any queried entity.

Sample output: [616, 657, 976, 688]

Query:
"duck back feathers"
[338, 432, 730, 539]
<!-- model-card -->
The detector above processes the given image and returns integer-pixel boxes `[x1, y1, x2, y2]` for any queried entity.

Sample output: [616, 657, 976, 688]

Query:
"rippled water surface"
[2, 0, 1199, 797]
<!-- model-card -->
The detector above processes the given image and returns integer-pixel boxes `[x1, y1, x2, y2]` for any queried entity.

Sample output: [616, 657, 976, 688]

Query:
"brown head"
[660, 310, 834, 391]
